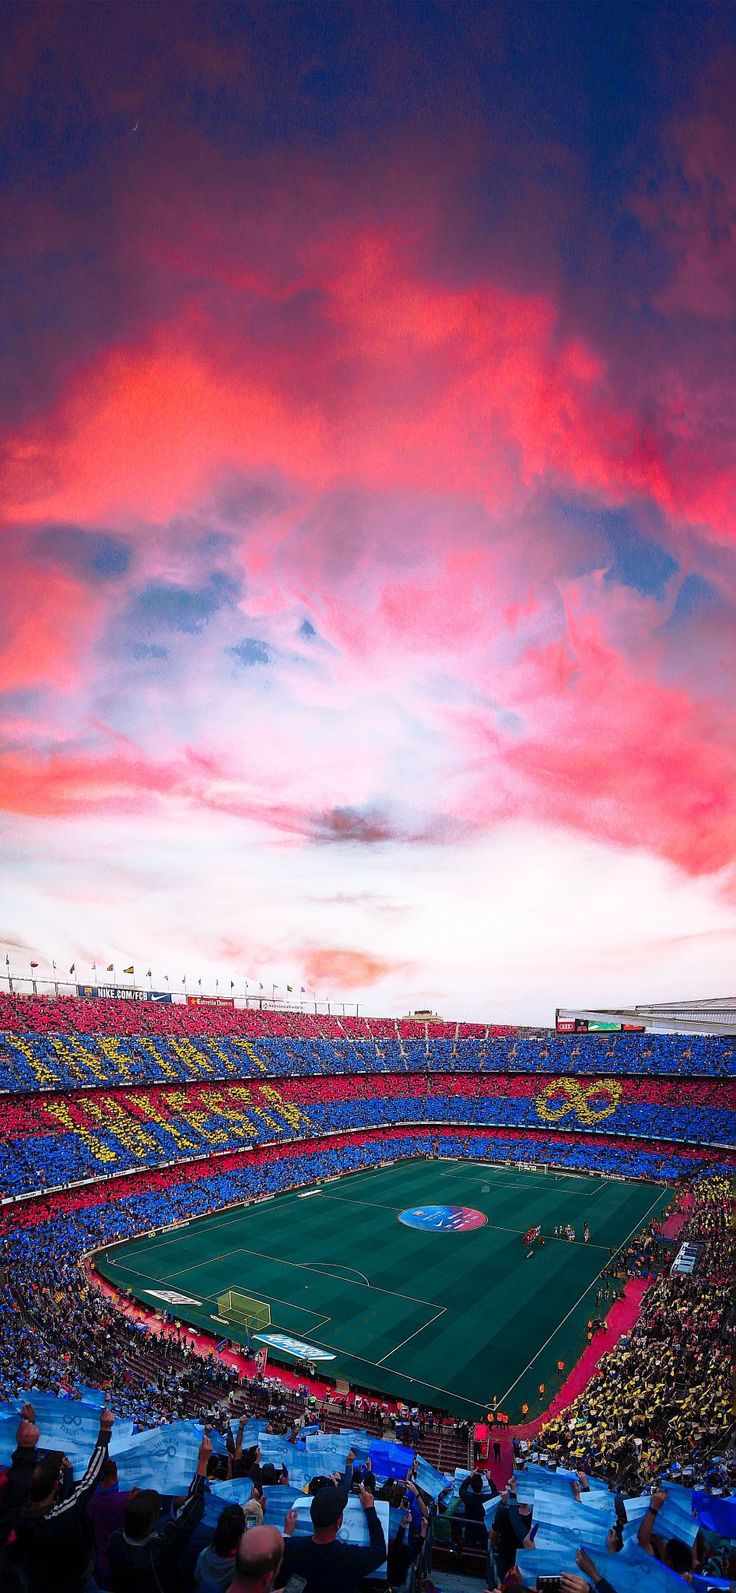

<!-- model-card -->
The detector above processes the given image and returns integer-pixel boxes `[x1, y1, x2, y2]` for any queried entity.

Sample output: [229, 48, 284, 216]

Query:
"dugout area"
[94, 1159, 671, 1418]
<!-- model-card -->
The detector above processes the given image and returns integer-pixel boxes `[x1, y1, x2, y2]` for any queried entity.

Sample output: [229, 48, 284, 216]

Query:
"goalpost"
[217, 1290, 272, 1331]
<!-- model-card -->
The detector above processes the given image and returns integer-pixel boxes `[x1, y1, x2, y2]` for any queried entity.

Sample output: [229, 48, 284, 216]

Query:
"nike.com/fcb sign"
[398, 1205, 487, 1232]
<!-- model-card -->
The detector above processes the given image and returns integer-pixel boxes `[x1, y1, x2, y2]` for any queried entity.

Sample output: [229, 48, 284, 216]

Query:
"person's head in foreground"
[310, 1484, 349, 1541]
[28, 1453, 66, 1510]
[230, 1525, 284, 1592]
[123, 1489, 163, 1541]
[212, 1503, 246, 1555]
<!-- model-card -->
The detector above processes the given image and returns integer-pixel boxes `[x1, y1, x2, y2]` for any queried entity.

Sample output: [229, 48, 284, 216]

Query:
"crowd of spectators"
[0, 1066, 732, 1197]
[0, 1304, 733, 1593]
[0, 999, 733, 1096]
[0, 999, 732, 1592]
[536, 1173, 733, 1486]
[0, 994, 514, 1044]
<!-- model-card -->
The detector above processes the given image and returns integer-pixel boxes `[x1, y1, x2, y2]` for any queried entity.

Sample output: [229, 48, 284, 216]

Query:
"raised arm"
[637, 1489, 666, 1556]
[162, 1430, 212, 1545]
[355, 1482, 388, 1572]
[47, 1407, 114, 1519]
[234, 1415, 247, 1463]
[337, 1447, 356, 1490]
[405, 1479, 428, 1517]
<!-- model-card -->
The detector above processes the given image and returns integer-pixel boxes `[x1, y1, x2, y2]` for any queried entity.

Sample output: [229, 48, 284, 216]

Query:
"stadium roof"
[557, 998, 736, 1035]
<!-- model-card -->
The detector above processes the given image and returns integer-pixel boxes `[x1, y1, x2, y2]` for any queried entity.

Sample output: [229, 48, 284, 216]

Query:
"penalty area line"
[374, 1305, 447, 1367]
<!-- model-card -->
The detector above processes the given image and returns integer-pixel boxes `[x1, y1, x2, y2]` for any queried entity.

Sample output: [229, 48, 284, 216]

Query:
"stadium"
[3, 2, 736, 1592]
[0, 987, 733, 1592]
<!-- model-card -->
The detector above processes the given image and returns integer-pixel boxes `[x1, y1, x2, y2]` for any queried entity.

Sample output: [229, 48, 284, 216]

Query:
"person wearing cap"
[275, 1480, 386, 1593]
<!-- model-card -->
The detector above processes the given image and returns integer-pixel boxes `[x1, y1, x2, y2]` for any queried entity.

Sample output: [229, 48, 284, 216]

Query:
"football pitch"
[95, 1159, 670, 1418]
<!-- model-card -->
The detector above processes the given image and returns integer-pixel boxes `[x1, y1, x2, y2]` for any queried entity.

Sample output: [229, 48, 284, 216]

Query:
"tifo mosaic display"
[0, 1071, 733, 1196]
[0, 997, 731, 1518]
[0, 1015, 733, 1094]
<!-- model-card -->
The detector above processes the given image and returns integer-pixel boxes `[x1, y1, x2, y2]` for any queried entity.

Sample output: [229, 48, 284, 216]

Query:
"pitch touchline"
[494, 1186, 668, 1406]
[119, 1192, 323, 1260]
[109, 1256, 469, 1402]
[115, 1201, 292, 1263]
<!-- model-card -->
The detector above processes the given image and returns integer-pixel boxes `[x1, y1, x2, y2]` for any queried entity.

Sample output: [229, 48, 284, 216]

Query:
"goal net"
[217, 1290, 271, 1330]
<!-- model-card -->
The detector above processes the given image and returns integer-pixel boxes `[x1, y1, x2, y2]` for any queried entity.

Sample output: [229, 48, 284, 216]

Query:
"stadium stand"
[0, 997, 733, 1592]
[0, 1072, 734, 1197]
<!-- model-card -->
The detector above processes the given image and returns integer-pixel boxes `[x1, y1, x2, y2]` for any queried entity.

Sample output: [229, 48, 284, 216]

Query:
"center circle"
[399, 1204, 487, 1232]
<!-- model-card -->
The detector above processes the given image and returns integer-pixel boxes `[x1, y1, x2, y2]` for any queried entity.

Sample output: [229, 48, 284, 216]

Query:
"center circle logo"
[399, 1205, 487, 1232]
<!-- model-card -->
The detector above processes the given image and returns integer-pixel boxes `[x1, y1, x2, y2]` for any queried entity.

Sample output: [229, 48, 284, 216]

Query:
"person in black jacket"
[13, 1406, 114, 1593]
[0, 1406, 42, 1544]
[108, 1429, 212, 1593]
[387, 1508, 426, 1589]
[275, 1481, 386, 1593]
[459, 1469, 492, 1552]
[490, 1485, 534, 1581]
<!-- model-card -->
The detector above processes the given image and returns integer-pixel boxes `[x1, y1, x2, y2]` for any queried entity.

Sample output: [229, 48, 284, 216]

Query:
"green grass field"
[95, 1159, 670, 1418]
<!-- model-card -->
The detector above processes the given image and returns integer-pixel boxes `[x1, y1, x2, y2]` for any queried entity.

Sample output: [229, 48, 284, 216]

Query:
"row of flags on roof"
[4, 952, 309, 996]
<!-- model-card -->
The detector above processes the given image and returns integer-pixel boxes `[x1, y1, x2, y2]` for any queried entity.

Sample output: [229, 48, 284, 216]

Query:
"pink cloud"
[458, 589, 736, 877]
[3, 220, 734, 548]
[0, 564, 101, 693]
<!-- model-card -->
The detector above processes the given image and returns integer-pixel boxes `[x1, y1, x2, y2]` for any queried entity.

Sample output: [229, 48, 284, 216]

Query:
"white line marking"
[161, 1241, 439, 1306]
[494, 1186, 668, 1406]
[375, 1306, 447, 1366]
[300, 1261, 371, 1286]
[107, 1259, 329, 1328]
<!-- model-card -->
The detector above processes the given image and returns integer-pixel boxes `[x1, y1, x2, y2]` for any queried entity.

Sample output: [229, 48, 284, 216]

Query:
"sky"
[1, 0, 735, 1023]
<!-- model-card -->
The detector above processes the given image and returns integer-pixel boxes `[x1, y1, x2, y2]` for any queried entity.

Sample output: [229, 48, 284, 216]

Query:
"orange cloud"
[302, 946, 412, 988]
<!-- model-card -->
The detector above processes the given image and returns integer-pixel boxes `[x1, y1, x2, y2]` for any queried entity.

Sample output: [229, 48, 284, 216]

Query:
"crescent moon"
[132, 120, 139, 132]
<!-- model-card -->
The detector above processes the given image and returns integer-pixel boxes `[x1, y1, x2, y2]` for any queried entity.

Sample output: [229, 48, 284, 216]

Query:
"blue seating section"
[1, 1078, 733, 1197]
[0, 1027, 733, 1093]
